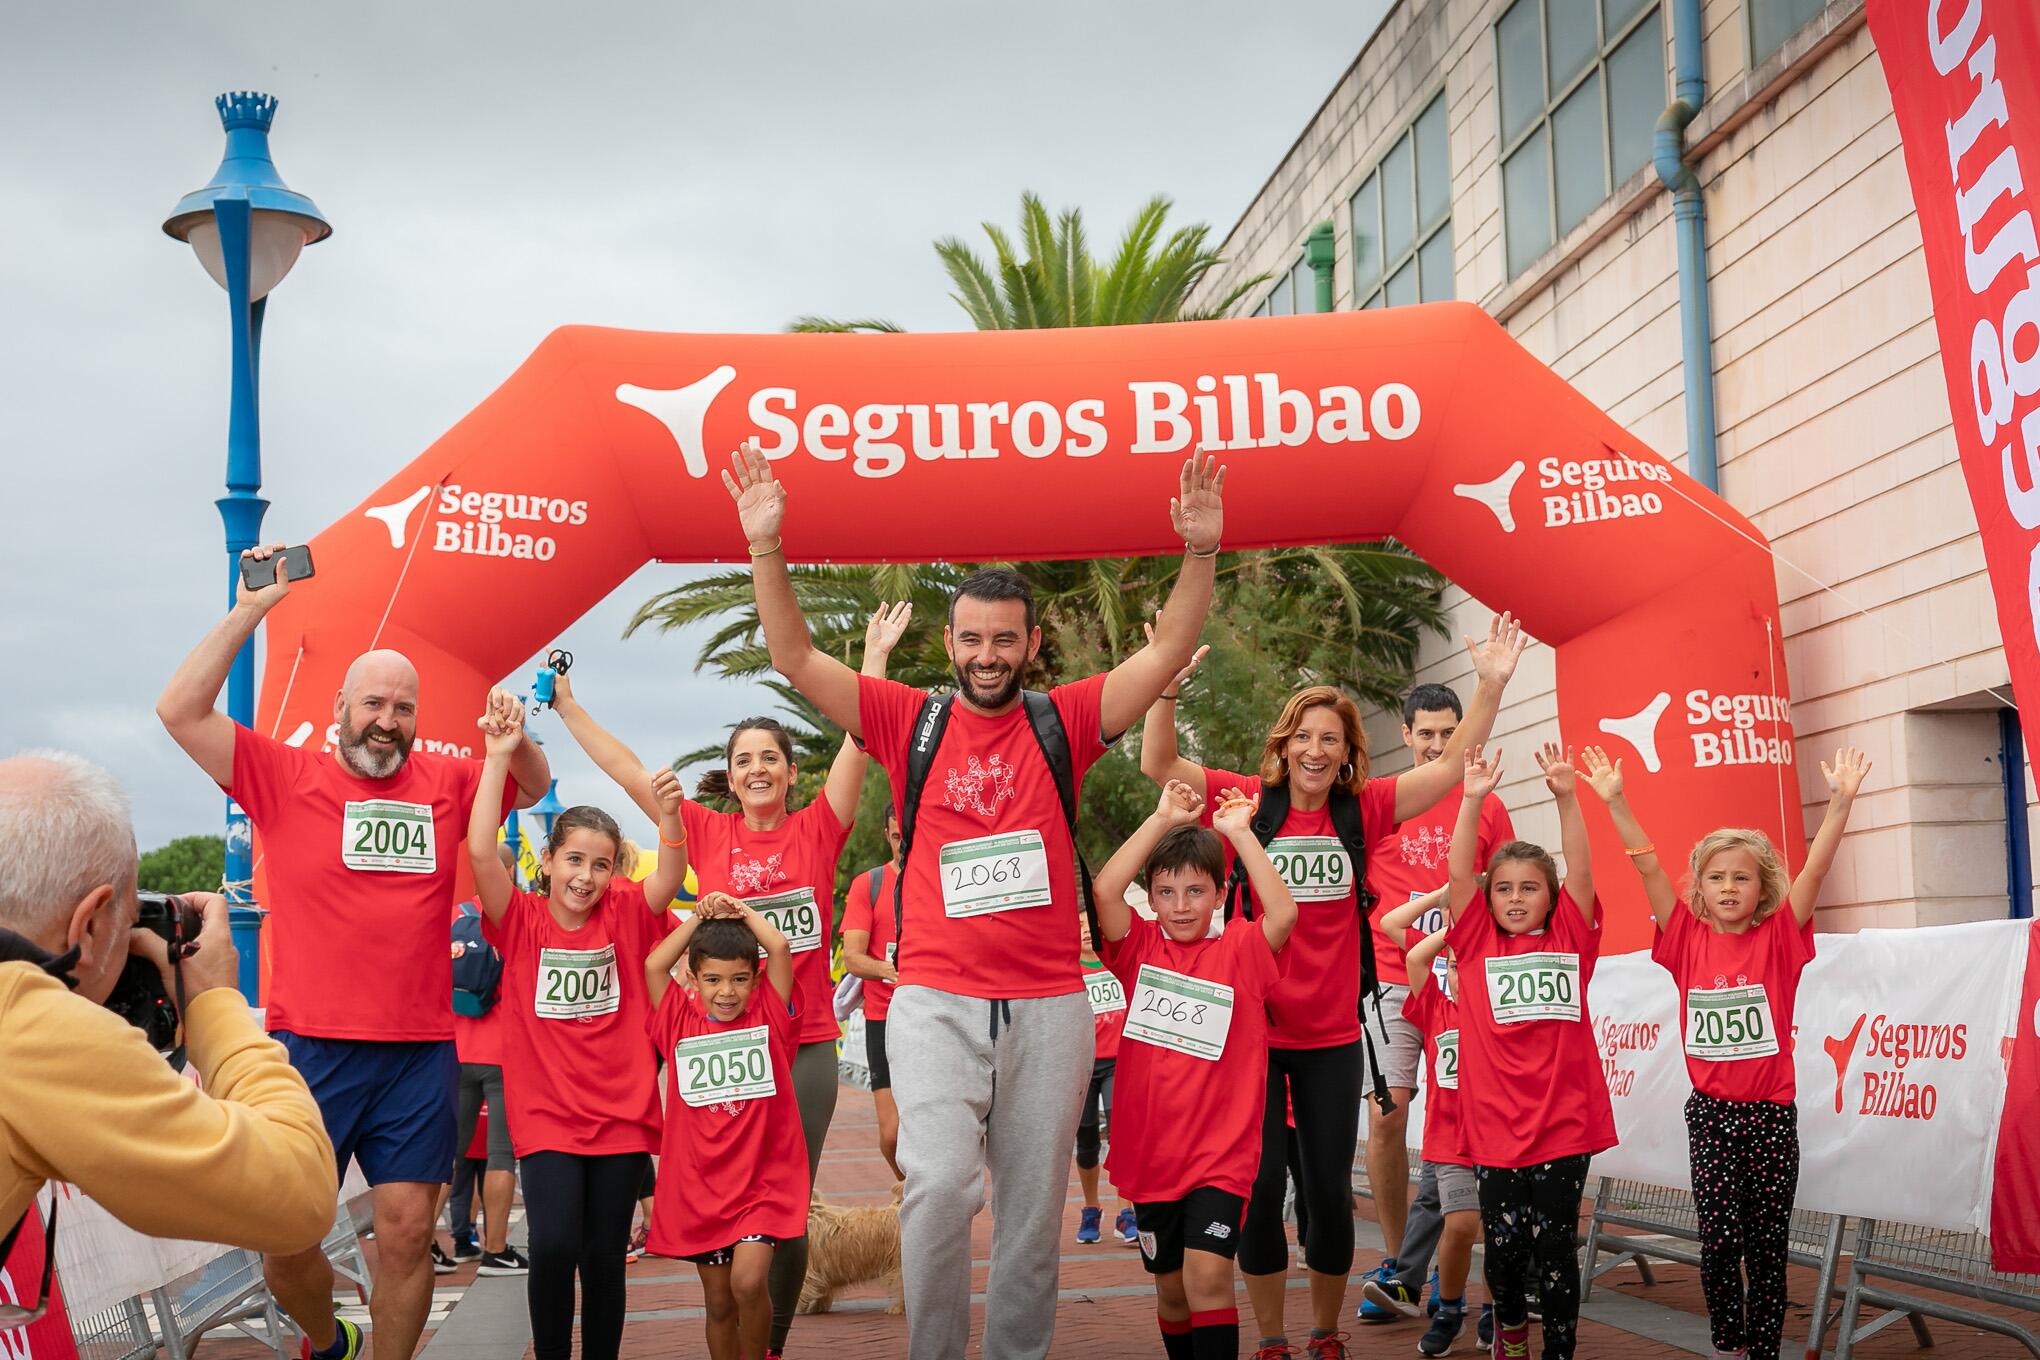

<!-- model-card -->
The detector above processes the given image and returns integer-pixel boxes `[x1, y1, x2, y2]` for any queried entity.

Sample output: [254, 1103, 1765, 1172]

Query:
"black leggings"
[1239, 1040, 1363, 1278]
[521, 1150, 648, 1360]
[1075, 1058, 1115, 1169]
[1476, 1153, 1592, 1360]
[1688, 1092, 1799, 1360]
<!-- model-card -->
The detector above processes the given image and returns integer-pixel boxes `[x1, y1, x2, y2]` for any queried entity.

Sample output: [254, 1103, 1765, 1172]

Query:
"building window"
[1749, 0, 1827, 67]
[1252, 254, 1318, 316]
[1497, 0, 1665, 277]
[1352, 93, 1454, 308]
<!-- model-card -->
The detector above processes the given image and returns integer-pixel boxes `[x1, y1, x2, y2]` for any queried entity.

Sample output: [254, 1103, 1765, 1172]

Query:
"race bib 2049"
[748, 887, 823, 954]
[341, 799, 435, 874]
[1686, 983, 1779, 1062]
[1483, 951, 1581, 1025]
[674, 1025, 775, 1107]
[535, 945, 619, 1020]
[1266, 836, 1354, 902]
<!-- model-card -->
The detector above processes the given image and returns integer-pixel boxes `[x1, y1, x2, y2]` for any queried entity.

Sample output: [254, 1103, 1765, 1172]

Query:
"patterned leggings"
[1475, 1153, 1591, 1360]
[1686, 1092, 1799, 1360]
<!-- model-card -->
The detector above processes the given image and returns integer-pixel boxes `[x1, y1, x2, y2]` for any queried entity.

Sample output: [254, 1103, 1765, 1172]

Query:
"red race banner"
[0, 1200, 79, 1360]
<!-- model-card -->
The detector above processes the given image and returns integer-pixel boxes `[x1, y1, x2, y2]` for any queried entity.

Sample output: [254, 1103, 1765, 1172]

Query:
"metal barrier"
[1579, 1176, 1857, 1357]
[1834, 1219, 2040, 1358]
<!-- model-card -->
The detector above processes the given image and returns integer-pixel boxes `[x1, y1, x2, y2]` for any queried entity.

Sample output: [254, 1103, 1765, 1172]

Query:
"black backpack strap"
[866, 867, 884, 910]
[893, 692, 955, 943]
[1327, 786, 1395, 1116]
[1223, 781, 1289, 923]
[1019, 690, 1100, 944]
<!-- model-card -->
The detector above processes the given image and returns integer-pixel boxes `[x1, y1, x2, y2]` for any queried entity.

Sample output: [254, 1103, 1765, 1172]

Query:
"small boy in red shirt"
[643, 892, 808, 1360]
[1094, 779, 1298, 1360]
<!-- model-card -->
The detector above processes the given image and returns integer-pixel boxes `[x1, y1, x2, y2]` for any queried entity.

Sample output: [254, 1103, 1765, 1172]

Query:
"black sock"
[1192, 1308, 1240, 1359]
[1160, 1314, 1193, 1360]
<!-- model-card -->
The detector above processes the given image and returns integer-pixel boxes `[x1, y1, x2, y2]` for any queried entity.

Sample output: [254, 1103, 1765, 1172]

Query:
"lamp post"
[163, 92, 330, 1000]
[530, 780, 568, 844]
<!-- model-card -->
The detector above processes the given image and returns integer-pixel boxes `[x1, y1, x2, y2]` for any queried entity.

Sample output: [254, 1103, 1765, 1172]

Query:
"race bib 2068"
[1124, 964, 1234, 1061]
[939, 830, 1052, 917]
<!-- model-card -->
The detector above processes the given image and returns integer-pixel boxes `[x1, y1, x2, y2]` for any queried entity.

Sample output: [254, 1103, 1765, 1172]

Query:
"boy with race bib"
[1445, 744, 1614, 1360]
[1582, 743, 1869, 1360]
[1094, 779, 1297, 1360]
[466, 709, 690, 1360]
[1075, 913, 1135, 1247]
[643, 892, 808, 1360]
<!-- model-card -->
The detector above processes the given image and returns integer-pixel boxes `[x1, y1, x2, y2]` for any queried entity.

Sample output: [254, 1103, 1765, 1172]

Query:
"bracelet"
[660, 830, 689, 849]
[1160, 691, 1180, 701]
[1623, 843, 1655, 858]
[1188, 543, 1219, 559]
[747, 537, 783, 558]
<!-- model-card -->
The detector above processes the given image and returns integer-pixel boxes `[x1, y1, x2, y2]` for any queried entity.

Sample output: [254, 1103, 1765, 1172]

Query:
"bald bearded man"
[159, 544, 550, 1360]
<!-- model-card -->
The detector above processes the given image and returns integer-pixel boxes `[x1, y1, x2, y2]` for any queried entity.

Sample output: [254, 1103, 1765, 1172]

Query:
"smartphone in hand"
[240, 545, 316, 590]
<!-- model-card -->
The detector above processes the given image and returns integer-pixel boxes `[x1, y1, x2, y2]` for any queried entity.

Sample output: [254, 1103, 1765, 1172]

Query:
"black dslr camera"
[105, 891, 207, 1069]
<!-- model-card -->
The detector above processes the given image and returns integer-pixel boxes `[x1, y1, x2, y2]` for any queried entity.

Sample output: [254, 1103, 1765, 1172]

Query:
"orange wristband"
[1623, 843, 1655, 858]
[660, 830, 688, 849]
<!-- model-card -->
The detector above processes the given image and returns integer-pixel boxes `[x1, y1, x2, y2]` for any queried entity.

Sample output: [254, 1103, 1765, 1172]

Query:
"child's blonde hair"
[1685, 829, 1791, 924]
[615, 837, 641, 879]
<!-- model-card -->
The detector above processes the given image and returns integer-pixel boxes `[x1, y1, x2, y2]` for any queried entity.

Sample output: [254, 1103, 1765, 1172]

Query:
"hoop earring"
[1338, 762, 1356, 783]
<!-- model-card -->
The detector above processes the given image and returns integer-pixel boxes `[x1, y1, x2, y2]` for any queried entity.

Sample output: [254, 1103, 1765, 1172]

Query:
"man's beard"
[338, 718, 413, 779]
[953, 661, 1022, 710]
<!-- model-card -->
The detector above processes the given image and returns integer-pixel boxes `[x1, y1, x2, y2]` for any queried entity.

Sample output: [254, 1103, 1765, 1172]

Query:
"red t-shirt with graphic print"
[1366, 789, 1515, 985]
[859, 674, 1110, 1000]
[1199, 767, 1397, 1049]
[681, 796, 851, 1045]
[1652, 905, 1815, 1104]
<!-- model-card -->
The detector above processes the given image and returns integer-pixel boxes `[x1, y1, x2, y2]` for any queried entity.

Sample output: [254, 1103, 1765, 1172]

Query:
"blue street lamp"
[163, 92, 329, 998]
[530, 780, 568, 843]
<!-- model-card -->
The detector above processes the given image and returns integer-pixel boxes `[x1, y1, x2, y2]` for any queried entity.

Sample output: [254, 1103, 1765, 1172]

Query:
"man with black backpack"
[723, 441, 1224, 1360]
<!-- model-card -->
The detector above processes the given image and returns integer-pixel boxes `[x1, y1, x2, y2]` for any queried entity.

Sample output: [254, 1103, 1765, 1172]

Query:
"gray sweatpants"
[889, 984, 1091, 1360]
[1395, 1160, 1443, 1291]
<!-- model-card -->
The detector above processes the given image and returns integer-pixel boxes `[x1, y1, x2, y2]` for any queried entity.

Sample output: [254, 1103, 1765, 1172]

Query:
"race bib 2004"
[341, 799, 435, 874]
[939, 830, 1052, 918]
[1484, 952, 1581, 1024]
[674, 1025, 775, 1107]
[535, 945, 619, 1021]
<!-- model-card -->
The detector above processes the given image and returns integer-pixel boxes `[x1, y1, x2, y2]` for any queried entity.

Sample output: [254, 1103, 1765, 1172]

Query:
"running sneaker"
[1362, 1275, 1422, 1318]
[1075, 1205, 1102, 1243]
[1356, 1259, 1401, 1321]
[450, 1233, 482, 1264]
[477, 1248, 529, 1277]
[1304, 1333, 1352, 1359]
[625, 1225, 647, 1263]
[1491, 1318, 1531, 1359]
[1424, 1267, 1440, 1316]
[1114, 1207, 1138, 1246]
[1418, 1306, 1464, 1357]
[1476, 1304, 1494, 1349]
[429, 1243, 457, 1275]
[1250, 1346, 1300, 1359]
[1708, 1350, 1749, 1360]
[300, 1318, 363, 1360]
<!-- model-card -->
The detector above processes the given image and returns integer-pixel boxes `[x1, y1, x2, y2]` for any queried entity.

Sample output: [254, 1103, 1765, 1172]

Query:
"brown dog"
[797, 1183, 904, 1315]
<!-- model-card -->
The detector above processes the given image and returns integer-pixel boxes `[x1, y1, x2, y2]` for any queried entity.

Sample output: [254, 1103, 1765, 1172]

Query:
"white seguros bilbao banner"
[1367, 919, 2028, 1234]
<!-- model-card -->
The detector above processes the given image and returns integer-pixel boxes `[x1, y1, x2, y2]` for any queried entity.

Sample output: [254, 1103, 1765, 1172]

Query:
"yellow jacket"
[0, 961, 336, 1256]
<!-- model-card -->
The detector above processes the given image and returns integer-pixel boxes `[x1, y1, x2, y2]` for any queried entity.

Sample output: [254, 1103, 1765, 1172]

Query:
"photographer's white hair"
[0, 750, 139, 938]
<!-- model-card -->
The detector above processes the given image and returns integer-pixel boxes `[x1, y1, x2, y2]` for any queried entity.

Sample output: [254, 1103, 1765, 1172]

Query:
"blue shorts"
[278, 1032, 459, 1186]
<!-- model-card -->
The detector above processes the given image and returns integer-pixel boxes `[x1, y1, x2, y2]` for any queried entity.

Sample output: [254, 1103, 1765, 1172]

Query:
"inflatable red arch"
[256, 302, 1800, 953]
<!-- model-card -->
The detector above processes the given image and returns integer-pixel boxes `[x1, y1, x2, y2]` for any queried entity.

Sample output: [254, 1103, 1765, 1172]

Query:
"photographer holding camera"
[0, 751, 338, 1320]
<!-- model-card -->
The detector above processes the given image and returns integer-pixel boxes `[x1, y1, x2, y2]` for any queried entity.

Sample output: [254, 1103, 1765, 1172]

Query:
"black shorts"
[1134, 1187, 1247, 1274]
[867, 1017, 892, 1091]
[682, 1234, 778, 1267]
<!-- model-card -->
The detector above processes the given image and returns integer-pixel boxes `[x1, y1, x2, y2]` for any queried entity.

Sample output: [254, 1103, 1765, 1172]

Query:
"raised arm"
[1579, 746, 1677, 930]
[466, 702, 524, 925]
[1535, 742, 1595, 925]
[1215, 793, 1298, 954]
[644, 900, 705, 1010]
[1393, 613, 1528, 823]
[1138, 615, 1210, 792]
[725, 441, 862, 736]
[549, 673, 660, 824]
[1381, 886, 1450, 938]
[1100, 457, 1224, 740]
[1404, 926, 1450, 999]
[1448, 746, 1502, 922]
[1094, 779, 1206, 943]
[1789, 746, 1871, 927]
[489, 685, 552, 810]
[726, 894, 797, 1005]
[155, 543, 294, 787]
[820, 602, 912, 825]
[641, 768, 691, 910]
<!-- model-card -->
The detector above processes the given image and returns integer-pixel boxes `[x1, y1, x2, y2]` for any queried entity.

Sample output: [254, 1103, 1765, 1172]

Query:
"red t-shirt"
[646, 978, 810, 1256]
[1084, 959, 1127, 1061]
[1447, 890, 1616, 1168]
[681, 796, 851, 1045]
[484, 883, 667, 1159]
[860, 674, 1111, 1000]
[226, 725, 514, 1041]
[1199, 767, 1396, 1049]
[840, 863, 899, 1021]
[1102, 917, 1282, 1201]
[1367, 789, 1515, 986]
[452, 903, 504, 1067]
[1651, 906, 1815, 1104]
[1401, 981, 1467, 1166]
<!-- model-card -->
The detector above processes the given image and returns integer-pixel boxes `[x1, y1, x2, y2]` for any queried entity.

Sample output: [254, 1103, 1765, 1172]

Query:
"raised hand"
[1170, 454, 1226, 556]
[695, 890, 743, 920]
[866, 601, 913, 656]
[233, 543, 295, 614]
[1578, 745, 1625, 802]
[1464, 612, 1529, 688]
[1156, 778, 1205, 827]
[477, 693, 525, 758]
[1533, 741, 1578, 797]
[1462, 744, 1503, 799]
[1143, 615, 1209, 696]
[650, 766, 684, 815]
[1822, 746, 1871, 799]
[1211, 790, 1260, 839]
[720, 439, 787, 549]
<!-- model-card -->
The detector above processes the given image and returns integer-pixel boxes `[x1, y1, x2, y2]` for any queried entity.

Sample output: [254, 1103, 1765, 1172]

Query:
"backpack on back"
[451, 901, 503, 1017]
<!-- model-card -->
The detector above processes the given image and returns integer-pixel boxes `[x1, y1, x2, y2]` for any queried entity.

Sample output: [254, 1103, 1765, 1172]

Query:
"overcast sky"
[0, 2, 1388, 851]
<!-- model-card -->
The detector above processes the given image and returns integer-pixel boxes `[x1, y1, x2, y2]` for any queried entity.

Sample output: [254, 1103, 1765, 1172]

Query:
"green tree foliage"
[137, 834, 225, 895]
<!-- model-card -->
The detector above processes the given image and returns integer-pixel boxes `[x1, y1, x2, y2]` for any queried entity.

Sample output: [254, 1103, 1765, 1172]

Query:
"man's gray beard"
[338, 729, 410, 779]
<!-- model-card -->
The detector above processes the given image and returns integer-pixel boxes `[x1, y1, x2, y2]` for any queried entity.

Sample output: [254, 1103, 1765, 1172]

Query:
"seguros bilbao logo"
[1595, 689, 1792, 773]
[1454, 454, 1671, 533]
[1823, 1011, 1969, 1121]
[364, 484, 591, 561]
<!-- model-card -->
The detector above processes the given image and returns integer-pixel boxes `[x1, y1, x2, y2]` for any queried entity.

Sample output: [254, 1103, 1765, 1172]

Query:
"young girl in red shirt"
[1581, 743, 1869, 1360]
[466, 707, 691, 1360]
[1446, 743, 1615, 1360]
